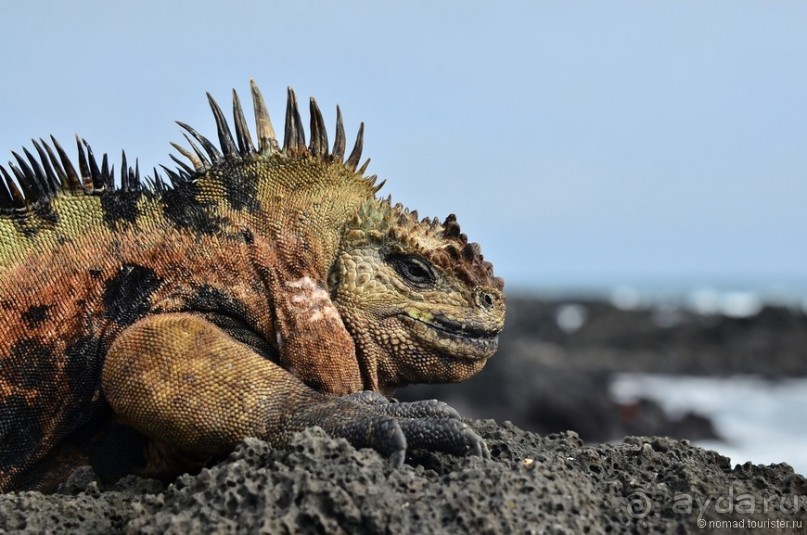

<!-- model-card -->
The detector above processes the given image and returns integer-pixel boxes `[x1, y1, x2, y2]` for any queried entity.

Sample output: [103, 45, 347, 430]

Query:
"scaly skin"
[0, 82, 505, 492]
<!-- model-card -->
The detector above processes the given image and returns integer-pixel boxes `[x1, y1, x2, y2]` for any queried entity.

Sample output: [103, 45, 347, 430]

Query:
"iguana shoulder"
[0, 81, 504, 492]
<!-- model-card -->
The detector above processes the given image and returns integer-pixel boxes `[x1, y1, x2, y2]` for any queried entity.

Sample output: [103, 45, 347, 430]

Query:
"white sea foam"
[686, 288, 762, 317]
[555, 304, 588, 333]
[610, 374, 807, 476]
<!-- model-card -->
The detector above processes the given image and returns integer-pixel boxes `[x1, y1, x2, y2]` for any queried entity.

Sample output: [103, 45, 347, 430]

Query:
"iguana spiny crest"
[0, 80, 505, 492]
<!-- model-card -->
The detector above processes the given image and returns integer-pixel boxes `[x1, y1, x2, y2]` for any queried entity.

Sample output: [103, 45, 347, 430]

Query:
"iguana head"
[330, 197, 505, 390]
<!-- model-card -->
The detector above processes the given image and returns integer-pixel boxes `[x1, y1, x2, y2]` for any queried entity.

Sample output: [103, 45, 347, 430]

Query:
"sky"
[2, 1, 806, 296]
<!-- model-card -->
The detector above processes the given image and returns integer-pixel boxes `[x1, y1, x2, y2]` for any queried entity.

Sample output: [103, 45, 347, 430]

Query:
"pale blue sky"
[2, 1, 806, 294]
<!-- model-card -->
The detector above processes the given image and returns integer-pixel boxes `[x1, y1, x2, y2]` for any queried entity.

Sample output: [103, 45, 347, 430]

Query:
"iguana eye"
[388, 255, 436, 287]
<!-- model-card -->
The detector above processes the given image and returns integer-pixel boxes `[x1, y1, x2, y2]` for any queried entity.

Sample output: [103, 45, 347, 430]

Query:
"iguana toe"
[397, 418, 489, 459]
[379, 399, 462, 421]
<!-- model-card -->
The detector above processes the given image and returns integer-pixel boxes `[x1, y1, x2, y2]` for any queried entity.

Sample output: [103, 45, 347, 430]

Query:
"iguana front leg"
[270, 274, 364, 395]
[249, 235, 365, 395]
[101, 313, 486, 469]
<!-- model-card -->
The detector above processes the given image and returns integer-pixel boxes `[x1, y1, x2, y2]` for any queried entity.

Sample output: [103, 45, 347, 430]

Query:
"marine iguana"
[0, 81, 505, 492]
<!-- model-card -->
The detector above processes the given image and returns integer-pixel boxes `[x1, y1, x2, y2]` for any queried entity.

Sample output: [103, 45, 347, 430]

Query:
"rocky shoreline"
[2, 421, 805, 533]
[3, 297, 805, 532]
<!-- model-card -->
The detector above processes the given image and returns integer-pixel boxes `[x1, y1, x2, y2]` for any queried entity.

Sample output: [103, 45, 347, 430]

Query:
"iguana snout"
[402, 303, 503, 359]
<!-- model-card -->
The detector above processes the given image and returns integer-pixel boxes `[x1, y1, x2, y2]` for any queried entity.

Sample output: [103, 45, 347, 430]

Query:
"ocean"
[611, 374, 807, 476]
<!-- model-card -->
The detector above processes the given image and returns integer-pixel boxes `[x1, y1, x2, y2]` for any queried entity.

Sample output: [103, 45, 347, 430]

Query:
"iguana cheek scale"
[0, 81, 505, 492]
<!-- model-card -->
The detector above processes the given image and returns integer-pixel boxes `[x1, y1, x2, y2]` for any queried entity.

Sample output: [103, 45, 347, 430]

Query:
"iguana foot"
[289, 392, 488, 468]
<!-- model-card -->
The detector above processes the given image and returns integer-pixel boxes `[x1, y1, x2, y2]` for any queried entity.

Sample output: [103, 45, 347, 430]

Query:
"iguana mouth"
[401, 314, 500, 359]
[427, 315, 500, 339]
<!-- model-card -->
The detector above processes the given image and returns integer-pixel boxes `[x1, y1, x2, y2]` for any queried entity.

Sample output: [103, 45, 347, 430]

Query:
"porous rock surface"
[1, 420, 805, 533]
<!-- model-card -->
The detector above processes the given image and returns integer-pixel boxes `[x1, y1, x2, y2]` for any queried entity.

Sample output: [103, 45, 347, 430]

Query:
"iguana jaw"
[399, 312, 500, 361]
